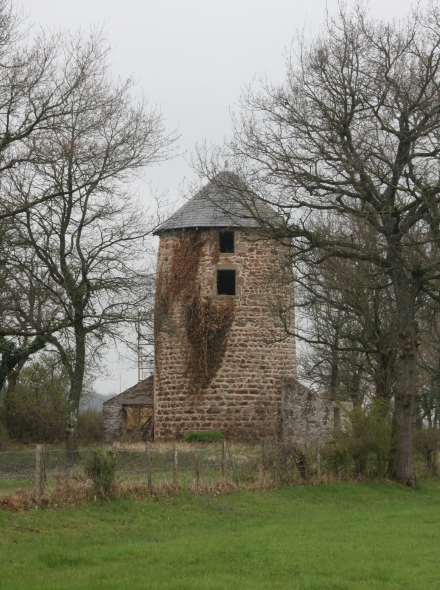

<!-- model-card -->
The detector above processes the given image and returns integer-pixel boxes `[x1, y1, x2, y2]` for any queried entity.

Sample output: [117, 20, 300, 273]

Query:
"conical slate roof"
[154, 172, 271, 234]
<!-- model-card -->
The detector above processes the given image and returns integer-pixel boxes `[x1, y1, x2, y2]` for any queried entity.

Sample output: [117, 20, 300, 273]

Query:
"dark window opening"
[333, 407, 341, 428]
[220, 231, 234, 253]
[217, 269, 235, 295]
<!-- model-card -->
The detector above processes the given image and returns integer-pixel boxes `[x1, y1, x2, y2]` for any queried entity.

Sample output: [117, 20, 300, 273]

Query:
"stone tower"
[153, 172, 296, 440]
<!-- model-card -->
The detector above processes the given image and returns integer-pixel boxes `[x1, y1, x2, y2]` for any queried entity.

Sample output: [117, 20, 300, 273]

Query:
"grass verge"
[0, 480, 439, 589]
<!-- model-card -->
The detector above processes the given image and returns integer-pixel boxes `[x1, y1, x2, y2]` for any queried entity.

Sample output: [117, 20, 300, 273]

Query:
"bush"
[414, 428, 440, 475]
[78, 408, 105, 444]
[0, 422, 11, 451]
[1, 357, 68, 443]
[321, 433, 353, 479]
[183, 430, 223, 443]
[85, 450, 117, 497]
[322, 402, 392, 479]
[264, 442, 316, 484]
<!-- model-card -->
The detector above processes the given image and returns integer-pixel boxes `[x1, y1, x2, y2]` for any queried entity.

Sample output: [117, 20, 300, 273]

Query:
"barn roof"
[103, 375, 154, 406]
[154, 171, 276, 234]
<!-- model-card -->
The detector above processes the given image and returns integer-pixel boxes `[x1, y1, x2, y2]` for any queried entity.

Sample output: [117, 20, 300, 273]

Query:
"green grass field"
[0, 481, 439, 589]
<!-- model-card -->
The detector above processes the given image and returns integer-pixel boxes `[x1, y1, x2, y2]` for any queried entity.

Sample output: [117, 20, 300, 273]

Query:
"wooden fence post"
[146, 441, 152, 490]
[221, 440, 227, 480]
[173, 444, 178, 485]
[317, 448, 321, 478]
[261, 439, 267, 477]
[35, 444, 46, 502]
[195, 452, 200, 485]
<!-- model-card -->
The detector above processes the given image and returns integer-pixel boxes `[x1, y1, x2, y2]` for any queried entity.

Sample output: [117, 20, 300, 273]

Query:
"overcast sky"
[21, 0, 421, 395]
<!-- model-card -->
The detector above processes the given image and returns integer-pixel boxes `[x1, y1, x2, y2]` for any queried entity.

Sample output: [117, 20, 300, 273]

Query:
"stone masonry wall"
[103, 405, 123, 441]
[154, 228, 297, 440]
[281, 378, 335, 444]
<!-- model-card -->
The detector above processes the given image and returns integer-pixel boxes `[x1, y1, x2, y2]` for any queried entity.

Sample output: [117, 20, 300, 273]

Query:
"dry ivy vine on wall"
[155, 231, 204, 327]
[185, 295, 235, 390]
[155, 229, 235, 392]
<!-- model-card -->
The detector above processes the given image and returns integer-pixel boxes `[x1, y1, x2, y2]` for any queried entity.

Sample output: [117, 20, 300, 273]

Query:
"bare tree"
[6, 29, 176, 452]
[0, 1, 120, 221]
[294, 216, 398, 408]
[199, 3, 440, 484]
[0, 2, 156, 391]
[0, 213, 63, 392]
[0, 242, 73, 392]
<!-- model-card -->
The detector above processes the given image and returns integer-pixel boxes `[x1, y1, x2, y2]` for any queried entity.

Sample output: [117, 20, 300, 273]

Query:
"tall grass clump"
[85, 451, 117, 498]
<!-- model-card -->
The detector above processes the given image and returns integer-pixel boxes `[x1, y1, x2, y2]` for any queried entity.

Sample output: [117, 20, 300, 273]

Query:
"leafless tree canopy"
[197, 3, 440, 485]
[0, 1, 177, 450]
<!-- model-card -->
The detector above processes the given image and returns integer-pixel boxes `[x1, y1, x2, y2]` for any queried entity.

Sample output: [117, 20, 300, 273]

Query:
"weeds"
[84, 451, 117, 498]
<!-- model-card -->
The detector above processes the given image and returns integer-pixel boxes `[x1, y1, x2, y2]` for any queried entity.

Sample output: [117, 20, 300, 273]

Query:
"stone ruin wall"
[154, 228, 297, 440]
[281, 378, 336, 445]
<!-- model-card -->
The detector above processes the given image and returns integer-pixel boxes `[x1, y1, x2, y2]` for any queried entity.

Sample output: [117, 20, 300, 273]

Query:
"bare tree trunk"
[66, 400, 79, 454]
[374, 354, 394, 406]
[5, 362, 24, 396]
[349, 365, 363, 407]
[392, 346, 418, 486]
[390, 265, 418, 486]
[66, 326, 86, 454]
[329, 342, 339, 400]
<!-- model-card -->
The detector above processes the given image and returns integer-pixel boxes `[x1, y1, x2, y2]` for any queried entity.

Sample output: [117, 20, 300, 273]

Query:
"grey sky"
[21, 0, 419, 395]
[23, 0, 417, 198]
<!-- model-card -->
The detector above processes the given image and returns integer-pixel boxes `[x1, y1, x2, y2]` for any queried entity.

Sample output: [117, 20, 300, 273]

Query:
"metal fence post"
[317, 448, 321, 478]
[35, 444, 46, 502]
[173, 444, 178, 485]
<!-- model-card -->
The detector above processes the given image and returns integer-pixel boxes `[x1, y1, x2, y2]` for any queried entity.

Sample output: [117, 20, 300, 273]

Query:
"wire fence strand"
[0, 441, 320, 494]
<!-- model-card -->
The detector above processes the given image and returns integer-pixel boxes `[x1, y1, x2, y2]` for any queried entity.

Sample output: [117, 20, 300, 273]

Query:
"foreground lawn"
[0, 481, 439, 589]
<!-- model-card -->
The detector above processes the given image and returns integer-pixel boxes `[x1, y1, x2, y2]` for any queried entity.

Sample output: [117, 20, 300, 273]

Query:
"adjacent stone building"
[103, 376, 154, 440]
[153, 172, 298, 440]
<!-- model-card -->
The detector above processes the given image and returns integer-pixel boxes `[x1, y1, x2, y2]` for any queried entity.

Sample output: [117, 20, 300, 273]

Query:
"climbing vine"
[155, 231, 204, 326]
[155, 229, 235, 391]
[185, 295, 235, 390]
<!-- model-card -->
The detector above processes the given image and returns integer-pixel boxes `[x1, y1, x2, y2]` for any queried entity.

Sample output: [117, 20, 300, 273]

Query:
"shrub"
[348, 403, 392, 477]
[0, 421, 11, 451]
[414, 428, 440, 475]
[1, 357, 68, 443]
[183, 430, 223, 443]
[78, 408, 105, 444]
[321, 433, 353, 479]
[84, 450, 117, 497]
[322, 401, 392, 479]
[264, 442, 316, 484]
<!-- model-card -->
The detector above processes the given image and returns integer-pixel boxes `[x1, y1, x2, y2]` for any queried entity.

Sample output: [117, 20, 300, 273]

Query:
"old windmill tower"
[102, 172, 338, 442]
[153, 172, 298, 440]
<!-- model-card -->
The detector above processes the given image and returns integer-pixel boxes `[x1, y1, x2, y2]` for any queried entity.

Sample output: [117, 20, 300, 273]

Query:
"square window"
[220, 231, 234, 253]
[217, 269, 235, 295]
